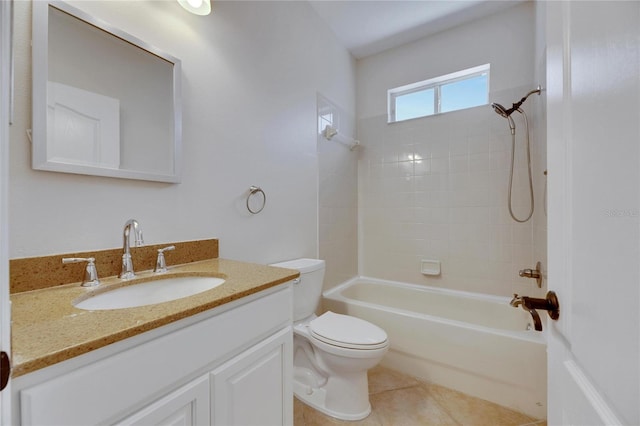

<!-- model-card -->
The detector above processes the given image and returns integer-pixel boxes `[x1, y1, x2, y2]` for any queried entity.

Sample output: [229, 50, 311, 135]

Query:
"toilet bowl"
[270, 259, 389, 420]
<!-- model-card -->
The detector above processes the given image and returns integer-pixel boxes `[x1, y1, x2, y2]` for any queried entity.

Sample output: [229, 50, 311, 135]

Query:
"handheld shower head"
[491, 102, 509, 118]
[491, 87, 540, 224]
[492, 102, 516, 134]
[491, 86, 542, 135]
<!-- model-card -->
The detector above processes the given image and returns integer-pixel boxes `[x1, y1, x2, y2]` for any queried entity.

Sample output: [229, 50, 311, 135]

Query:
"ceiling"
[308, 1, 523, 59]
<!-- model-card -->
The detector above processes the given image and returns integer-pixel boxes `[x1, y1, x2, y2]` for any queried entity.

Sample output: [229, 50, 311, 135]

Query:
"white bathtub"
[322, 277, 547, 419]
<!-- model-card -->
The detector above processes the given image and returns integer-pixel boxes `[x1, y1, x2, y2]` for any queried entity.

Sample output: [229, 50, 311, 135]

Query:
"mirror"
[32, 1, 182, 183]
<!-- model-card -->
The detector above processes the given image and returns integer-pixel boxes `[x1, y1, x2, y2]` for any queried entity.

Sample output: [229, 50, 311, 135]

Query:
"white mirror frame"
[32, 1, 182, 183]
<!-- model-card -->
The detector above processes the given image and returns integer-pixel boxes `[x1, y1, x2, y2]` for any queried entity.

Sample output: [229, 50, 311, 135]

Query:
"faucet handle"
[509, 293, 522, 307]
[62, 257, 100, 287]
[518, 261, 543, 287]
[135, 230, 145, 247]
[154, 246, 175, 273]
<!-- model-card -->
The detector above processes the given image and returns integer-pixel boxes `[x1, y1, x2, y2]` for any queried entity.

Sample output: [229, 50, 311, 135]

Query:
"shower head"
[491, 102, 516, 135]
[491, 85, 542, 135]
[491, 102, 510, 118]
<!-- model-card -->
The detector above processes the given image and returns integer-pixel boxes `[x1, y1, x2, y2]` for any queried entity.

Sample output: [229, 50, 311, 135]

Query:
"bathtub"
[322, 277, 547, 419]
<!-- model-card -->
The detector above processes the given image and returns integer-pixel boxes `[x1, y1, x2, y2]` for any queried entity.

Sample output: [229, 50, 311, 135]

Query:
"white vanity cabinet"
[12, 284, 293, 426]
[117, 375, 211, 425]
[211, 328, 290, 425]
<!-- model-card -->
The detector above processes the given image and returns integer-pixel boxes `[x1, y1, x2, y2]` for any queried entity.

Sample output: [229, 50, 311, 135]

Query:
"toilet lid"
[309, 311, 388, 350]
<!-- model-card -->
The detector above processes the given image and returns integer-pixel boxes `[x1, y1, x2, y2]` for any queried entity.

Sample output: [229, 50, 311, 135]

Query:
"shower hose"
[508, 109, 534, 223]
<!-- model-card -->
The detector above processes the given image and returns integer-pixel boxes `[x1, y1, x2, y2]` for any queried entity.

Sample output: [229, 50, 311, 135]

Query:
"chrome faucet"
[154, 245, 175, 274]
[62, 257, 100, 287]
[120, 219, 144, 280]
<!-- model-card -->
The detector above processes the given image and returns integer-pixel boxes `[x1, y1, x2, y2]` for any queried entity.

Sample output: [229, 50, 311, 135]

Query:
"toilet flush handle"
[292, 277, 301, 285]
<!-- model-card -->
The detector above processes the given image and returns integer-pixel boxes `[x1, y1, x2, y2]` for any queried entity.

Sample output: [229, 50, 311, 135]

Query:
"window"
[388, 64, 489, 123]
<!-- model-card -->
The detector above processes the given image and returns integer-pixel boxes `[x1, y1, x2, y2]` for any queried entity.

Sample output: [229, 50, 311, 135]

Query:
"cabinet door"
[211, 328, 292, 426]
[116, 375, 210, 426]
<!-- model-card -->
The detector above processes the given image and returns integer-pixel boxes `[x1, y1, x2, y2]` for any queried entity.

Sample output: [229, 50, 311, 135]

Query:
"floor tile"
[426, 382, 537, 426]
[370, 386, 458, 426]
[299, 398, 383, 426]
[293, 367, 545, 426]
[294, 397, 305, 425]
[368, 365, 421, 395]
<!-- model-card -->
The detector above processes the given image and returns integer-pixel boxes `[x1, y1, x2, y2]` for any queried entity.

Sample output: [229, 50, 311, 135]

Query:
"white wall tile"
[318, 94, 358, 290]
[356, 2, 541, 297]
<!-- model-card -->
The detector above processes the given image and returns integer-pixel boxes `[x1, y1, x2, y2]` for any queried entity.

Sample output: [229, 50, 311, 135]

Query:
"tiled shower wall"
[358, 96, 543, 297]
[315, 2, 547, 299]
[318, 95, 358, 291]
[355, 2, 546, 298]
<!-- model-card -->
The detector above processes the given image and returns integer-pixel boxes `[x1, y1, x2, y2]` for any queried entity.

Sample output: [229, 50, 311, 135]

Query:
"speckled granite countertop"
[10, 258, 298, 378]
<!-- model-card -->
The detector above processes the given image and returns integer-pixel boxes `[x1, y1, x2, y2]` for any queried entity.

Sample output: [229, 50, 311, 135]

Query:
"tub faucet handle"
[509, 294, 523, 307]
[518, 261, 543, 287]
[519, 269, 540, 278]
[62, 257, 100, 287]
[154, 245, 175, 273]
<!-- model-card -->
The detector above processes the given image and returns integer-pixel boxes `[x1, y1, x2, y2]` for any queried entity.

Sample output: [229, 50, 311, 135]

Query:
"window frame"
[387, 64, 490, 123]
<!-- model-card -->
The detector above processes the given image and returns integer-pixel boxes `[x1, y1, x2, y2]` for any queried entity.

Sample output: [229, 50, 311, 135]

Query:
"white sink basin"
[74, 276, 226, 310]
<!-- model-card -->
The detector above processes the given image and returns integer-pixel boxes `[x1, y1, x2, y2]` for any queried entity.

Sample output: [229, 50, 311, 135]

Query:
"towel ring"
[247, 186, 266, 214]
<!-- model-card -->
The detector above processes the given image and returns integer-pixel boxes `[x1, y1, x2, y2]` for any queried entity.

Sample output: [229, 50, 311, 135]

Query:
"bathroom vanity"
[9, 258, 297, 425]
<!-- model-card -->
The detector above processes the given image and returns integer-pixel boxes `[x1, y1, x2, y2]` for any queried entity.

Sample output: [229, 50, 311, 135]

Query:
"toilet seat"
[309, 311, 388, 350]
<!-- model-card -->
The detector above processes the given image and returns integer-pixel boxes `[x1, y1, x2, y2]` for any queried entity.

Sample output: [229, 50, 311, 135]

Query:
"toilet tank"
[270, 258, 325, 321]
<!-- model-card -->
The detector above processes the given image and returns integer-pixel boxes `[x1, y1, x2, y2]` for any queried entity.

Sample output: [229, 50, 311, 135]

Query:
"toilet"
[270, 258, 388, 421]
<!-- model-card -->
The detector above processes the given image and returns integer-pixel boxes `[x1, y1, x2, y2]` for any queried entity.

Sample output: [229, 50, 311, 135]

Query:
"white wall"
[546, 2, 640, 423]
[356, 2, 544, 296]
[10, 1, 356, 264]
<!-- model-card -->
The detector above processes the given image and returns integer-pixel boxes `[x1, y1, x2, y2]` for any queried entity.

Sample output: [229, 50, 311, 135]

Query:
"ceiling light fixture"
[177, 0, 211, 16]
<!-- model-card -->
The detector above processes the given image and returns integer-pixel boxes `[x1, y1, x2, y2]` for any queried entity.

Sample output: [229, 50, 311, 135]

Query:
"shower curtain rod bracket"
[322, 125, 361, 151]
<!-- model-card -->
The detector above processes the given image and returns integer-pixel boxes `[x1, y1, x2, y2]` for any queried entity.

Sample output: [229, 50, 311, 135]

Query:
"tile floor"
[294, 366, 547, 426]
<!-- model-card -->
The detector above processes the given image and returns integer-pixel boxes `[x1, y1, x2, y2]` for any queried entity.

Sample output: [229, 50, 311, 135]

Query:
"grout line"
[373, 384, 462, 426]
[417, 383, 464, 426]
[368, 383, 423, 396]
[430, 398, 464, 426]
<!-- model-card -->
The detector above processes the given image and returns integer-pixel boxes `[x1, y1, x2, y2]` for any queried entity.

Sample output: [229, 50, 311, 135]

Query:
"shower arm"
[506, 85, 542, 116]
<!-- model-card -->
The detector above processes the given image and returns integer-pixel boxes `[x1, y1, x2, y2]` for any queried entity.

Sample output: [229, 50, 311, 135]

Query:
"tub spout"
[511, 294, 542, 331]
[509, 292, 560, 332]
[526, 307, 542, 331]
